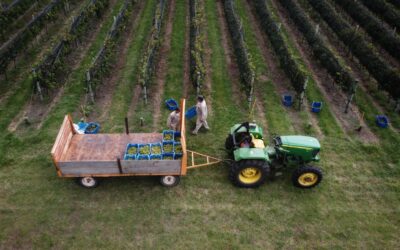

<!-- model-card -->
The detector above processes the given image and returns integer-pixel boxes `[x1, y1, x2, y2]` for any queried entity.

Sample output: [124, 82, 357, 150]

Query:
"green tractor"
[225, 122, 323, 188]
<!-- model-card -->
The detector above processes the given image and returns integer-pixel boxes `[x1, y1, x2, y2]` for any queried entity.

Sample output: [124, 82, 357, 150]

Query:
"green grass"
[0, 1, 399, 249]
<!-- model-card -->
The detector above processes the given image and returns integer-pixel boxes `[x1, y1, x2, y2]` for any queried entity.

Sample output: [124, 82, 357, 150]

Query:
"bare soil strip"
[243, 0, 307, 134]
[8, 0, 119, 132]
[151, 0, 176, 130]
[271, 0, 378, 143]
[86, 0, 146, 124]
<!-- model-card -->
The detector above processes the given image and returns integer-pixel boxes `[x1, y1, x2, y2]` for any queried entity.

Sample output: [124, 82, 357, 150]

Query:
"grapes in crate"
[164, 133, 173, 141]
[163, 144, 173, 152]
[127, 147, 137, 155]
[175, 145, 182, 153]
[139, 145, 150, 155]
[163, 156, 173, 160]
[152, 145, 161, 154]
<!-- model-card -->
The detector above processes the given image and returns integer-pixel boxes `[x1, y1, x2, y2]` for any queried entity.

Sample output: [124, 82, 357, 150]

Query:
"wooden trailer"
[51, 99, 220, 188]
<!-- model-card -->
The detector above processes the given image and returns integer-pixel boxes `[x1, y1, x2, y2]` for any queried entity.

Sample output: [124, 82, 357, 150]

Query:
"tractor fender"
[233, 148, 270, 162]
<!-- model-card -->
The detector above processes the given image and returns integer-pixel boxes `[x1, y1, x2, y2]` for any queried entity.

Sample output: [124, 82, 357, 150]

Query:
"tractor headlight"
[311, 149, 320, 157]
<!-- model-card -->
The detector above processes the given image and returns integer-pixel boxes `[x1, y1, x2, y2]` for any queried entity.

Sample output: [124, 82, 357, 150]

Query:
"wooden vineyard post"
[298, 77, 308, 111]
[32, 68, 44, 101]
[344, 81, 357, 114]
[86, 71, 95, 103]
[125, 117, 129, 134]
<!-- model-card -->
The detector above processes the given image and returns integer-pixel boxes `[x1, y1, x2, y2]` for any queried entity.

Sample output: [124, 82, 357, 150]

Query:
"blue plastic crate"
[165, 98, 178, 110]
[162, 141, 174, 153]
[150, 154, 162, 160]
[311, 102, 323, 113]
[125, 143, 139, 155]
[124, 154, 136, 160]
[282, 94, 293, 107]
[174, 141, 182, 154]
[162, 153, 175, 160]
[84, 122, 100, 134]
[174, 153, 183, 160]
[138, 144, 151, 155]
[162, 130, 175, 142]
[150, 143, 162, 155]
[174, 131, 181, 139]
[376, 115, 389, 128]
[185, 106, 197, 119]
[137, 155, 150, 160]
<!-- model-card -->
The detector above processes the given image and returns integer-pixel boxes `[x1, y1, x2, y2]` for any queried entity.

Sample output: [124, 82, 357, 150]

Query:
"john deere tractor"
[225, 122, 323, 188]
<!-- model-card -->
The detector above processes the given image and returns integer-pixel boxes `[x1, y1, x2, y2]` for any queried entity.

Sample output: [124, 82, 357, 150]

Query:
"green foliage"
[86, 0, 134, 100]
[253, 0, 307, 93]
[138, 0, 167, 94]
[0, 0, 33, 33]
[281, 0, 356, 93]
[308, 0, 400, 100]
[333, 0, 400, 61]
[223, 0, 254, 100]
[33, 0, 109, 93]
[0, 0, 65, 75]
[189, 0, 206, 90]
[359, 0, 400, 31]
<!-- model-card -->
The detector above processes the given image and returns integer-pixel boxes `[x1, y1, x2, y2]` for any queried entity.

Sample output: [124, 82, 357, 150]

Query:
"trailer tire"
[160, 176, 180, 187]
[292, 166, 323, 189]
[78, 177, 99, 188]
[229, 160, 269, 188]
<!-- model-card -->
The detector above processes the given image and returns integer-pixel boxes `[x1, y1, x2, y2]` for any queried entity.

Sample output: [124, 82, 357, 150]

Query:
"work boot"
[191, 131, 197, 135]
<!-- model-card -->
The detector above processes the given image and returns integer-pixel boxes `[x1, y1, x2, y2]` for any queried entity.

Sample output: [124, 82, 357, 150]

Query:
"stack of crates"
[124, 130, 183, 160]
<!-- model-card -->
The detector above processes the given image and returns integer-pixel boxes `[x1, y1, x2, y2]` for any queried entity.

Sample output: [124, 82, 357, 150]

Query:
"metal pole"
[125, 117, 129, 134]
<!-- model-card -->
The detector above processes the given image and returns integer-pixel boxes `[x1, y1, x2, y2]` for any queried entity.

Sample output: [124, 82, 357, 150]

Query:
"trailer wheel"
[229, 160, 269, 188]
[160, 176, 180, 187]
[78, 177, 99, 188]
[292, 166, 323, 189]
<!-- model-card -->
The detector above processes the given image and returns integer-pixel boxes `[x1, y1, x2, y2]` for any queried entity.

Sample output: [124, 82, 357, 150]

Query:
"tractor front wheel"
[292, 166, 323, 189]
[229, 160, 269, 188]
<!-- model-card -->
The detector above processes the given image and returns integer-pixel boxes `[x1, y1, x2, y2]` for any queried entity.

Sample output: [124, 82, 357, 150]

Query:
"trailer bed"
[62, 133, 162, 161]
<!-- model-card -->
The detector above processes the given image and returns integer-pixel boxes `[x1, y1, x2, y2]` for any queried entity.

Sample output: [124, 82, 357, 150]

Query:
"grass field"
[0, 0, 400, 248]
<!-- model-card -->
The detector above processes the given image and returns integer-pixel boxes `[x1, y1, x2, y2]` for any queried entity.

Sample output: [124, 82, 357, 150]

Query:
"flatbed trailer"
[51, 99, 220, 187]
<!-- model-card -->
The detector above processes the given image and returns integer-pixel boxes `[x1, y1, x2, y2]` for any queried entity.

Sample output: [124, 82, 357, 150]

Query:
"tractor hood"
[280, 136, 320, 149]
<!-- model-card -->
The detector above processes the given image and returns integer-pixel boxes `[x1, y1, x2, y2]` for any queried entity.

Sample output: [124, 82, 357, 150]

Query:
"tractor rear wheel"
[292, 166, 323, 189]
[229, 160, 269, 188]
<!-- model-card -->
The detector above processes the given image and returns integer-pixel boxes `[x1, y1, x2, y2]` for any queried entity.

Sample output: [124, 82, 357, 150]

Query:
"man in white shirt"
[192, 95, 209, 135]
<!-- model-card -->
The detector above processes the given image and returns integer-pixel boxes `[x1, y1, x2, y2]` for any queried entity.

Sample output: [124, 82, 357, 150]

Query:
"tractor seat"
[252, 139, 265, 149]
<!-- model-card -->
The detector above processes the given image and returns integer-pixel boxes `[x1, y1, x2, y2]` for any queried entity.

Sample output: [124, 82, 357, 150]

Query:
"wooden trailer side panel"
[58, 161, 119, 175]
[121, 160, 181, 174]
[51, 115, 75, 176]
